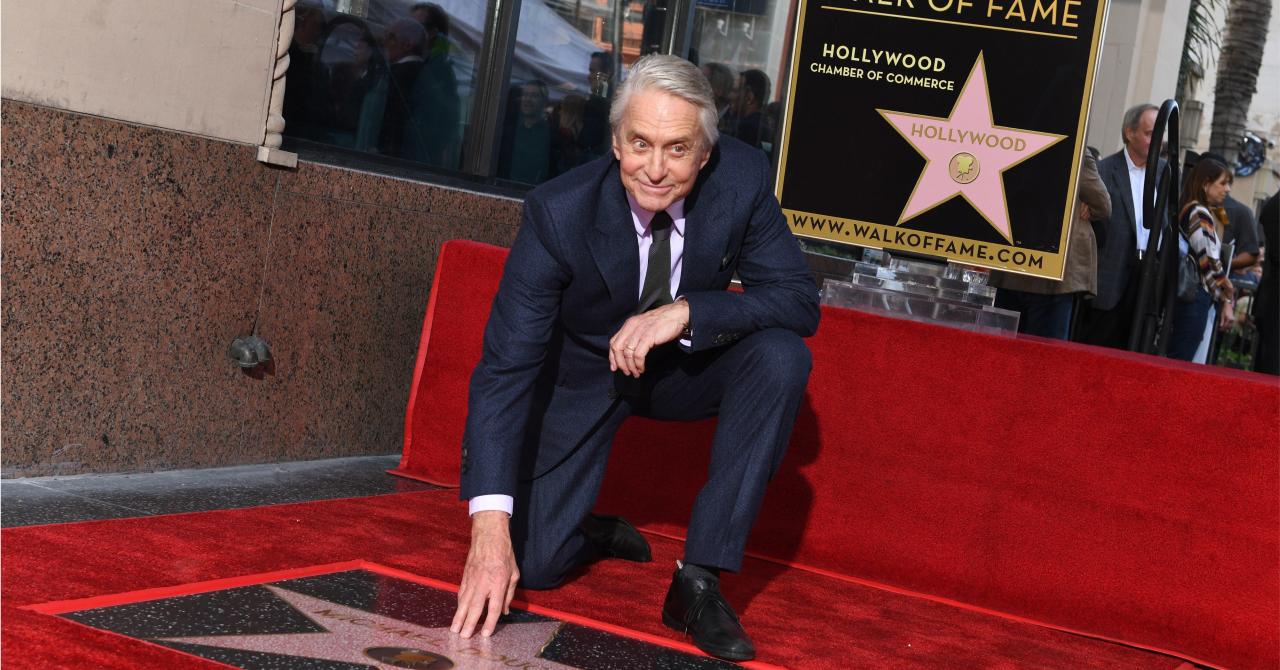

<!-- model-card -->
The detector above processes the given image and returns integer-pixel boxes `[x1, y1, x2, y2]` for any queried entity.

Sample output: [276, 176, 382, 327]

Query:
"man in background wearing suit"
[448, 55, 820, 662]
[1080, 103, 1165, 349]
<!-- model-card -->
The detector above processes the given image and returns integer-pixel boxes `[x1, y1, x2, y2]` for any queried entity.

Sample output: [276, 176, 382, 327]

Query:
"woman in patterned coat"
[1167, 158, 1236, 361]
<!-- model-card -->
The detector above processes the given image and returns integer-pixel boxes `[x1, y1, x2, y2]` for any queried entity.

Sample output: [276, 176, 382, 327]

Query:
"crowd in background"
[994, 102, 1277, 374]
[283, 2, 463, 169]
[496, 53, 614, 184]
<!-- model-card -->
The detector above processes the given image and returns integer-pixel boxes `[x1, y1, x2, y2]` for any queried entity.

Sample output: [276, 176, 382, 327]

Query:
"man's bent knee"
[737, 329, 812, 392]
[515, 557, 566, 590]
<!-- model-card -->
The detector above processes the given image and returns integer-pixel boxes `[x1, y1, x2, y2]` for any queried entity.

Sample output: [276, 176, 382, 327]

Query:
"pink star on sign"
[878, 53, 1066, 241]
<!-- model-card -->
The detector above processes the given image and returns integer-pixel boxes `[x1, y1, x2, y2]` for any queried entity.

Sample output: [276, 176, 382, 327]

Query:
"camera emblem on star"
[949, 153, 980, 184]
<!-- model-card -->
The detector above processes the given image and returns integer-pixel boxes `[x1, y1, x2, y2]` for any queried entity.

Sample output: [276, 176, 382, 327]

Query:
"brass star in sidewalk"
[157, 586, 573, 669]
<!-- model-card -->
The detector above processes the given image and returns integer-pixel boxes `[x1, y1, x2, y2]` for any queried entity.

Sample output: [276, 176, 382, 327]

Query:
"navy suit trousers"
[512, 328, 812, 589]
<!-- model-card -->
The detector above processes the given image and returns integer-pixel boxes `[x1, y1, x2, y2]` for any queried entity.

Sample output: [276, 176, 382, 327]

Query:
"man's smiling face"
[612, 90, 711, 213]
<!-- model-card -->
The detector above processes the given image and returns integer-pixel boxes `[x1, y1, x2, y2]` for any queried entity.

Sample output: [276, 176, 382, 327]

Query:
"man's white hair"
[610, 54, 719, 152]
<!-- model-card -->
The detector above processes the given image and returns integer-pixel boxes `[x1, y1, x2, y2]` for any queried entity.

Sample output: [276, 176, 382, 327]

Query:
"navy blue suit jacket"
[459, 137, 820, 500]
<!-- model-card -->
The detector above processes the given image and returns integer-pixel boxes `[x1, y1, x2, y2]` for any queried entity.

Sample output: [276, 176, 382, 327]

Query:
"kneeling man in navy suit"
[449, 54, 820, 661]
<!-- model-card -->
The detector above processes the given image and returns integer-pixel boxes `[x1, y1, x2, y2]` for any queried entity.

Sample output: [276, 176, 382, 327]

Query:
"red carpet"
[396, 240, 1280, 669]
[2, 490, 1194, 669]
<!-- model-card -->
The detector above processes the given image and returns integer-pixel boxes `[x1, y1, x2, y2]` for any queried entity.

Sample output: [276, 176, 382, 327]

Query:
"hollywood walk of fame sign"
[775, 0, 1108, 279]
[31, 564, 743, 669]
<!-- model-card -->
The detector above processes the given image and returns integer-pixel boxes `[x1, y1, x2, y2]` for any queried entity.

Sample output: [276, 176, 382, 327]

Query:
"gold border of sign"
[774, 0, 1111, 279]
[781, 208, 1067, 275]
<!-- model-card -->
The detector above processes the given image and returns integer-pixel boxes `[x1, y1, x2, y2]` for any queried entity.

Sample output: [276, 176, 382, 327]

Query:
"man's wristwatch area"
[676, 296, 693, 341]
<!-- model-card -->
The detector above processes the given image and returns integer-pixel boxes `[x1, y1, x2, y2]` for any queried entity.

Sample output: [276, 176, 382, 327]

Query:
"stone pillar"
[1086, 0, 1191, 153]
[258, 0, 298, 167]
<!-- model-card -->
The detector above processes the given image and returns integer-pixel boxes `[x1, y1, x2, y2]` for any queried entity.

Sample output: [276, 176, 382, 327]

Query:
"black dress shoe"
[579, 514, 652, 563]
[661, 562, 755, 661]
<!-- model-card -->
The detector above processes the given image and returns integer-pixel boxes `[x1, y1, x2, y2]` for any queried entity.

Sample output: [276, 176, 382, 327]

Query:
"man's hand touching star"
[450, 510, 519, 639]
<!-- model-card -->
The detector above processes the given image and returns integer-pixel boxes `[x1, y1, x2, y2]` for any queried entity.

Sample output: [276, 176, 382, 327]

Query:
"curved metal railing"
[1127, 99, 1181, 354]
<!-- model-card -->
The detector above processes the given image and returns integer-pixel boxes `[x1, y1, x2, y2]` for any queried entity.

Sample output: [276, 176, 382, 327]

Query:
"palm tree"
[1176, 0, 1223, 104]
[1207, 0, 1272, 159]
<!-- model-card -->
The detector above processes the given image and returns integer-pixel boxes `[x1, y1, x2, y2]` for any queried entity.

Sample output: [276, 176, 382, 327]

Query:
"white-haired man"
[449, 55, 819, 662]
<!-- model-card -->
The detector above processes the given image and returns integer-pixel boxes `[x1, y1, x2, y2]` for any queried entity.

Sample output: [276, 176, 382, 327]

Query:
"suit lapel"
[1111, 153, 1137, 229]
[678, 152, 729, 293]
[589, 165, 640, 310]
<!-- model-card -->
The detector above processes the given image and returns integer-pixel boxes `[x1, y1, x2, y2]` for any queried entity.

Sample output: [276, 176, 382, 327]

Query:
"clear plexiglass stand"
[819, 251, 1020, 335]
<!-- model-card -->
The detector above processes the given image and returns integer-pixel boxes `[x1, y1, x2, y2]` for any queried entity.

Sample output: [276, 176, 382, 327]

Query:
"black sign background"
[777, 0, 1107, 277]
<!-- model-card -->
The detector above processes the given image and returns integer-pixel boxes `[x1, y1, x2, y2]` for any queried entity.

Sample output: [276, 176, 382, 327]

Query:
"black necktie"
[638, 210, 673, 313]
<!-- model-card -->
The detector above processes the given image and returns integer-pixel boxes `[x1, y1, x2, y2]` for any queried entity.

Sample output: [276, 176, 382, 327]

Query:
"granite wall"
[1, 100, 523, 477]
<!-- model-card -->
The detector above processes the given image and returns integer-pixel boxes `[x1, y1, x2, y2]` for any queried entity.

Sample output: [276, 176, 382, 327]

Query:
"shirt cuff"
[468, 494, 514, 517]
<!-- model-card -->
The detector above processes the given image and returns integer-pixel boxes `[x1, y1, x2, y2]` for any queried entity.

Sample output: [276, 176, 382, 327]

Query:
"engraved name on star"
[156, 585, 573, 669]
[878, 53, 1066, 242]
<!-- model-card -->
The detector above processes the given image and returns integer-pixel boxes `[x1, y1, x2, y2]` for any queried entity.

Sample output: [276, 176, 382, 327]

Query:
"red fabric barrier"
[395, 241, 507, 486]
[398, 239, 1280, 669]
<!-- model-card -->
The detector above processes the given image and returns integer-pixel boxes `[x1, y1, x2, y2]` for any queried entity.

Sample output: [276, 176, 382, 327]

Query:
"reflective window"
[496, 1, 665, 185]
[692, 0, 792, 159]
[283, 1, 478, 170]
[281, 0, 800, 186]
